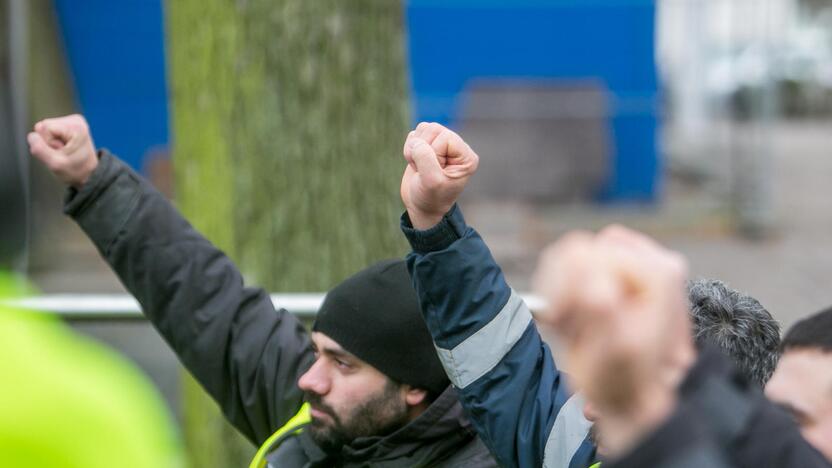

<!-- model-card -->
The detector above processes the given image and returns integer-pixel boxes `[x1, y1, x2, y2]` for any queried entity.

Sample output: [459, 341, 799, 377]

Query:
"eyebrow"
[311, 342, 357, 362]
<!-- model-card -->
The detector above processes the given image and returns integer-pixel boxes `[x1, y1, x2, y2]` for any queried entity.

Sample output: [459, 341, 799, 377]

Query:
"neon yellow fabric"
[0, 275, 182, 468]
[589, 462, 602, 468]
[249, 403, 311, 468]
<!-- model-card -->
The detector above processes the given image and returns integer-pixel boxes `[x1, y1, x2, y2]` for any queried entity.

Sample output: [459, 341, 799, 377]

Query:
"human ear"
[403, 386, 428, 407]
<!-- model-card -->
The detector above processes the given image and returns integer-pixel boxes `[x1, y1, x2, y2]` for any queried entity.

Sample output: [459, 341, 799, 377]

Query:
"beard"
[305, 379, 410, 454]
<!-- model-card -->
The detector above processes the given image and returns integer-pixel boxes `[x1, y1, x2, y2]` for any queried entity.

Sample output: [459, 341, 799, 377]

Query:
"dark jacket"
[267, 386, 494, 467]
[608, 346, 830, 468]
[65, 151, 497, 467]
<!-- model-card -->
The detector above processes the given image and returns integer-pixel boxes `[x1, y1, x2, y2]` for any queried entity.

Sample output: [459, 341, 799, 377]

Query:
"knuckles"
[68, 114, 89, 130]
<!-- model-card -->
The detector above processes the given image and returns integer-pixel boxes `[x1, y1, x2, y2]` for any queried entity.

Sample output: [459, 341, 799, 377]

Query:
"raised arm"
[534, 226, 831, 468]
[28, 115, 312, 444]
[399, 123, 594, 468]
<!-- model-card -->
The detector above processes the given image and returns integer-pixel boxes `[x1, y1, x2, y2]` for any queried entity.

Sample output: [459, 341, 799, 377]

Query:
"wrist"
[400, 204, 465, 254]
[72, 158, 99, 189]
[406, 206, 448, 230]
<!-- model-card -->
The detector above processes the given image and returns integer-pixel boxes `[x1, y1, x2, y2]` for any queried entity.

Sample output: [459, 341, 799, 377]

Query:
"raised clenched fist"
[27, 114, 98, 188]
[533, 225, 695, 457]
[400, 122, 479, 229]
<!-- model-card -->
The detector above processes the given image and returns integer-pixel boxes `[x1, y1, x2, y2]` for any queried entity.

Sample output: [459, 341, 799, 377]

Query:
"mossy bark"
[166, 1, 409, 465]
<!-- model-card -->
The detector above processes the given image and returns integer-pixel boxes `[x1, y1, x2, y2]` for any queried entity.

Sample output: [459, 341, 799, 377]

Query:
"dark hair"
[688, 279, 780, 387]
[782, 306, 832, 353]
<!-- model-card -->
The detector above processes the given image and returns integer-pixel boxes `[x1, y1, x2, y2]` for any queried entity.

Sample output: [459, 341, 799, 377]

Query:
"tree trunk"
[166, 1, 410, 465]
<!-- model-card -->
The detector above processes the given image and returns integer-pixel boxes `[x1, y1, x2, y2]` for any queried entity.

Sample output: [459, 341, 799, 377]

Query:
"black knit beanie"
[312, 259, 449, 395]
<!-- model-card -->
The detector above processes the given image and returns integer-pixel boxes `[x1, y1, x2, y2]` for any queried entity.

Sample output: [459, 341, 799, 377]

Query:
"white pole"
[4, 293, 548, 319]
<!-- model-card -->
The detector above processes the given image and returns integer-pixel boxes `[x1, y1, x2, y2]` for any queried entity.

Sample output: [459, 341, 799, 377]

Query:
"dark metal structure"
[0, 0, 29, 273]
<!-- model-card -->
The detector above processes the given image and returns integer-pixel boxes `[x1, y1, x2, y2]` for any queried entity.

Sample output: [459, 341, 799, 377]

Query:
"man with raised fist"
[28, 115, 496, 467]
[398, 121, 829, 468]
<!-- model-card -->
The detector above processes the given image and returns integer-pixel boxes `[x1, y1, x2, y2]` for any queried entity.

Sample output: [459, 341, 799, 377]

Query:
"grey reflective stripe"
[543, 393, 592, 468]
[434, 290, 532, 389]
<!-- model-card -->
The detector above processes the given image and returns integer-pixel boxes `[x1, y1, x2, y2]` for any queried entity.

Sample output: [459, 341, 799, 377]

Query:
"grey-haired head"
[688, 278, 780, 387]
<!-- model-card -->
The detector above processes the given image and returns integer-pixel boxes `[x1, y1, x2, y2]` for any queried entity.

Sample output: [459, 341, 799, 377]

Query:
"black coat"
[267, 386, 494, 467]
[65, 151, 497, 467]
[607, 346, 831, 468]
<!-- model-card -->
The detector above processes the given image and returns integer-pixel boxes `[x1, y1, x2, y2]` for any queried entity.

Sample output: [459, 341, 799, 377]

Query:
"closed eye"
[334, 357, 353, 370]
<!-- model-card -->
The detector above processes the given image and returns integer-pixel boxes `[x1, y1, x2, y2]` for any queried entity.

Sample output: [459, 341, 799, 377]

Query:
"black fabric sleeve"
[65, 150, 313, 445]
[731, 395, 831, 468]
[606, 399, 733, 468]
[400, 204, 466, 254]
[608, 348, 830, 468]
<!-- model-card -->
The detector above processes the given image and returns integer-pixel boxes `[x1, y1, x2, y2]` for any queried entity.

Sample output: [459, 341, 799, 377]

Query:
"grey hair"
[687, 278, 781, 388]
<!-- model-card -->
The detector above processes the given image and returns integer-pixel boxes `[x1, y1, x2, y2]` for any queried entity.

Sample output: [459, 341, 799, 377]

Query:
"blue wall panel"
[52, 0, 658, 199]
[53, 0, 169, 172]
[407, 0, 660, 200]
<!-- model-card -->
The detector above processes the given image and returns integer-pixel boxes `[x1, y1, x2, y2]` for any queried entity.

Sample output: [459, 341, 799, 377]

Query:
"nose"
[298, 358, 330, 396]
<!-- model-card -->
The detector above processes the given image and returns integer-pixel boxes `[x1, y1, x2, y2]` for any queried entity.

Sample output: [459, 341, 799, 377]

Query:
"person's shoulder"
[734, 393, 829, 466]
[265, 430, 316, 467]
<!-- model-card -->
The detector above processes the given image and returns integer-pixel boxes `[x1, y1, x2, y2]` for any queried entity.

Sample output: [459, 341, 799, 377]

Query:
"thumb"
[409, 138, 443, 182]
[27, 132, 61, 169]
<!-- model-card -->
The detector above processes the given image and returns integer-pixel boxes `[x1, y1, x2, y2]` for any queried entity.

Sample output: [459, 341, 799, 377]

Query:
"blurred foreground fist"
[533, 225, 696, 456]
[27, 114, 97, 188]
[400, 122, 479, 229]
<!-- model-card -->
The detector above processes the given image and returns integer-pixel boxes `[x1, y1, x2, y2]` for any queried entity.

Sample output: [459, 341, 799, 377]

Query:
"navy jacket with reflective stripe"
[402, 205, 597, 468]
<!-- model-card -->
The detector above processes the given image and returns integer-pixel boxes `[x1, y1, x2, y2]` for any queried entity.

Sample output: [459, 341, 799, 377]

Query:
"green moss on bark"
[167, 1, 409, 465]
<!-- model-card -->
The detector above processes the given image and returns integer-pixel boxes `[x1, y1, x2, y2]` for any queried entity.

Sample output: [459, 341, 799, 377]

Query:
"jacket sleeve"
[64, 150, 313, 445]
[700, 349, 830, 468]
[604, 396, 736, 468]
[608, 348, 830, 468]
[609, 407, 829, 468]
[401, 204, 595, 468]
[732, 397, 831, 467]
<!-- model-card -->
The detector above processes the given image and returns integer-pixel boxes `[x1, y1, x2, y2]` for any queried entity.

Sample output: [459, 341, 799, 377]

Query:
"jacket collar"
[305, 385, 476, 466]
